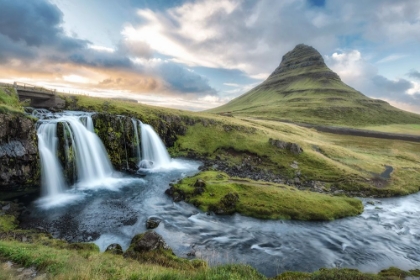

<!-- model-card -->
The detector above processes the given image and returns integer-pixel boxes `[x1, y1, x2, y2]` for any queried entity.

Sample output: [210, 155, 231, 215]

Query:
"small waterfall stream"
[37, 121, 66, 196]
[140, 122, 171, 168]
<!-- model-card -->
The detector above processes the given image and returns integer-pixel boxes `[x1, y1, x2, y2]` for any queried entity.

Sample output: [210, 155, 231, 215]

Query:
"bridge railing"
[13, 82, 56, 95]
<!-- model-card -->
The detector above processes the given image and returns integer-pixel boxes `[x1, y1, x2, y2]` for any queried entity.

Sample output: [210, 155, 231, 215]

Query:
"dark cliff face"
[91, 113, 139, 172]
[0, 114, 40, 191]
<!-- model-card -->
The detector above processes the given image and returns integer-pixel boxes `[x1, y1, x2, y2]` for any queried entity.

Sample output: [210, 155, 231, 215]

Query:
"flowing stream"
[21, 110, 420, 277]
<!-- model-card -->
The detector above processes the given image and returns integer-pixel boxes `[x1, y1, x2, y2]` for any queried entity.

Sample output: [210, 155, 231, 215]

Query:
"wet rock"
[127, 231, 170, 253]
[165, 186, 185, 202]
[0, 114, 40, 191]
[146, 217, 161, 229]
[105, 243, 123, 255]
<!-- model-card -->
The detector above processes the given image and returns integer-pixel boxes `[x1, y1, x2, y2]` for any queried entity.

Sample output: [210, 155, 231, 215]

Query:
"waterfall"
[36, 113, 114, 197]
[37, 121, 67, 196]
[86, 116, 94, 132]
[140, 122, 171, 168]
[80, 115, 94, 132]
[63, 116, 113, 185]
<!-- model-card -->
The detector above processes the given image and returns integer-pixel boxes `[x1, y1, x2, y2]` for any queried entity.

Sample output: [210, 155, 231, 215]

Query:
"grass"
[171, 171, 363, 220]
[0, 235, 418, 279]
[171, 116, 420, 197]
[0, 87, 25, 115]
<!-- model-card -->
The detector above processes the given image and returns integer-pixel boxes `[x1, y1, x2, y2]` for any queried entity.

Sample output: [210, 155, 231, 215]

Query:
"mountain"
[208, 44, 420, 126]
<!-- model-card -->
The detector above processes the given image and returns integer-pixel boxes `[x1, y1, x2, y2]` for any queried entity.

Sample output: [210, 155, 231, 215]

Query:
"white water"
[36, 113, 114, 199]
[37, 121, 66, 196]
[64, 116, 113, 187]
[140, 122, 171, 168]
[86, 116, 94, 132]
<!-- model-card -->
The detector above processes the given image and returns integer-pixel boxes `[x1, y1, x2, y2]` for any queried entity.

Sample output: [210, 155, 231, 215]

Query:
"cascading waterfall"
[37, 112, 114, 197]
[36, 109, 174, 200]
[140, 122, 171, 168]
[62, 116, 113, 185]
[37, 121, 67, 196]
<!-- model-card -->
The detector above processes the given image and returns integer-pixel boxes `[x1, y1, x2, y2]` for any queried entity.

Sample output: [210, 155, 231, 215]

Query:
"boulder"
[269, 138, 303, 155]
[146, 217, 161, 229]
[127, 231, 170, 253]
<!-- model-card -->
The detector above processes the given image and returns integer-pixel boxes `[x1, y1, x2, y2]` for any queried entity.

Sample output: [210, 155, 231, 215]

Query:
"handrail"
[14, 82, 56, 94]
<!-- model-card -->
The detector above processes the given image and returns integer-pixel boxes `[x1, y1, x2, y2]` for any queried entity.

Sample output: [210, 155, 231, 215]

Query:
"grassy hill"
[208, 44, 420, 126]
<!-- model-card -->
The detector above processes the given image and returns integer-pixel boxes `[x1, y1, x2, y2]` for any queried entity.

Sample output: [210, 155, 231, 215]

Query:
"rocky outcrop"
[90, 113, 190, 171]
[0, 114, 39, 191]
[126, 231, 170, 253]
[269, 138, 303, 154]
[91, 113, 138, 172]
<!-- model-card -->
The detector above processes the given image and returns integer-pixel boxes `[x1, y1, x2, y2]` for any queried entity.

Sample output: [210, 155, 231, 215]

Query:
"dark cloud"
[372, 75, 412, 94]
[68, 50, 133, 69]
[371, 75, 420, 105]
[0, 34, 37, 63]
[407, 69, 420, 80]
[0, 0, 88, 51]
[0, 0, 216, 97]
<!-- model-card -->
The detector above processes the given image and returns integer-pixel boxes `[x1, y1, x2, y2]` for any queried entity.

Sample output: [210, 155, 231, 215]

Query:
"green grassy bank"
[170, 171, 363, 220]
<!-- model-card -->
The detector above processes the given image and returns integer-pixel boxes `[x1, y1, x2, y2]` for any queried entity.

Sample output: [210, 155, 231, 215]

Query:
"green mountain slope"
[208, 44, 420, 126]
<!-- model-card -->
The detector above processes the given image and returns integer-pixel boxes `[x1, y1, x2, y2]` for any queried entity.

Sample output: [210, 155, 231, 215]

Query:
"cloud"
[155, 63, 217, 95]
[376, 54, 408, 64]
[326, 49, 420, 112]
[0, 0, 217, 101]
[408, 69, 420, 80]
[0, 0, 88, 51]
[123, 0, 340, 78]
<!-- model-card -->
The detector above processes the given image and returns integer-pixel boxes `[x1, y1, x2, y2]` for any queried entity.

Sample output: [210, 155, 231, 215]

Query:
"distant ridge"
[208, 44, 420, 126]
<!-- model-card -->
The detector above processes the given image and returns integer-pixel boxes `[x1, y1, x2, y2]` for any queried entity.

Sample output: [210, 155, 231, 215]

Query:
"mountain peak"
[267, 44, 340, 81]
[208, 44, 420, 126]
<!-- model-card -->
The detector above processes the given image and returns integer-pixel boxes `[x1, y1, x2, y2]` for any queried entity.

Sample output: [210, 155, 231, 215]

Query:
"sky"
[0, 0, 419, 113]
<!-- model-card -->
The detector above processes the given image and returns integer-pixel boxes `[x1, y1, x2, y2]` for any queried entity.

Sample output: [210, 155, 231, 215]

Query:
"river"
[20, 158, 420, 277]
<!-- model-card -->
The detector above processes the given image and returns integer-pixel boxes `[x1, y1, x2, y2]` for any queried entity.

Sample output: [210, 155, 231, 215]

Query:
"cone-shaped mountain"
[208, 44, 420, 126]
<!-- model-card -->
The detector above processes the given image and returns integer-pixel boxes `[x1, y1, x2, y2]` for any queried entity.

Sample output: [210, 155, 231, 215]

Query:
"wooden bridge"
[0, 82, 65, 109]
